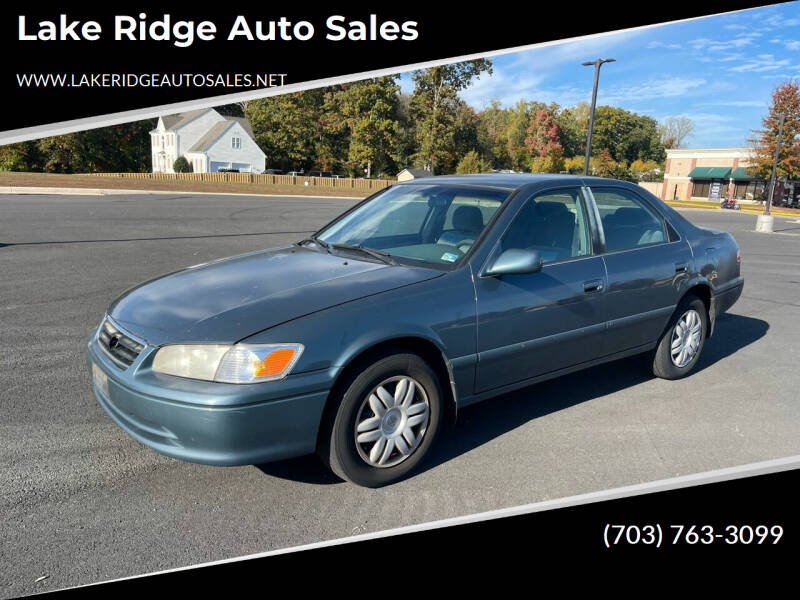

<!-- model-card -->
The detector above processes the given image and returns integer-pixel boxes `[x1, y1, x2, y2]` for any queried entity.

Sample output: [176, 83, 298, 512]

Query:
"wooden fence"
[88, 171, 395, 190]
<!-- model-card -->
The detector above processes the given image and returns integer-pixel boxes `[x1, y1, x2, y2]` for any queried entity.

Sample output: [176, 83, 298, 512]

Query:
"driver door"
[474, 188, 607, 393]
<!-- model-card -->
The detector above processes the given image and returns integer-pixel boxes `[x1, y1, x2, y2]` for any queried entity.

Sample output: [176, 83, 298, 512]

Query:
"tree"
[448, 102, 483, 174]
[173, 156, 193, 173]
[749, 80, 800, 181]
[456, 150, 491, 174]
[629, 158, 662, 181]
[563, 155, 584, 174]
[591, 106, 665, 163]
[554, 102, 589, 158]
[409, 59, 492, 174]
[325, 77, 402, 177]
[531, 147, 565, 173]
[660, 116, 695, 149]
[244, 89, 337, 172]
[525, 109, 565, 174]
[525, 110, 562, 156]
[590, 148, 618, 177]
[394, 93, 416, 171]
[0, 141, 42, 171]
[9, 119, 156, 174]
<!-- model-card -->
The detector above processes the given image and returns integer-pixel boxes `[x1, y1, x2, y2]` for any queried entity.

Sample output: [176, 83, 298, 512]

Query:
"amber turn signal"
[254, 348, 298, 377]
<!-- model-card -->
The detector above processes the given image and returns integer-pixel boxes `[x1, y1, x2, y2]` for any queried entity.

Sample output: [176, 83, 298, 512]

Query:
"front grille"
[97, 318, 145, 368]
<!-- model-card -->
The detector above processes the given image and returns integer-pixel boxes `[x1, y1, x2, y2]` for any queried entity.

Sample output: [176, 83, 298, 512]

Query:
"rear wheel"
[319, 352, 443, 487]
[651, 296, 708, 379]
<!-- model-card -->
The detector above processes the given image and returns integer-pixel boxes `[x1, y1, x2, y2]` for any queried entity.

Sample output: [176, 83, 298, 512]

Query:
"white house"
[150, 108, 266, 173]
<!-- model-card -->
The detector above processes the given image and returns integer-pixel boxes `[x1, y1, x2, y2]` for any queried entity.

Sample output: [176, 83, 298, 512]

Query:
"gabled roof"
[399, 168, 432, 178]
[226, 116, 255, 139]
[186, 121, 236, 153]
[186, 119, 264, 155]
[155, 109, 210, 132]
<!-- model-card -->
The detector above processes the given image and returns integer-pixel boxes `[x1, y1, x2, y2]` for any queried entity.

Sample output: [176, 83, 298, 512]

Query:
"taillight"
[736, 250, 742, 264]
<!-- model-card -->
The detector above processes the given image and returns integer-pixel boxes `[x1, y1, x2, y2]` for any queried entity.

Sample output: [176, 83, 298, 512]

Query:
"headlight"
[152, 343, 304, 384]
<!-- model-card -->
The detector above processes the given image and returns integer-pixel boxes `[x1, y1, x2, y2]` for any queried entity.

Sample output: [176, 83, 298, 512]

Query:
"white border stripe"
[0, 6, 764, 145]
[62, 455, 799, 592]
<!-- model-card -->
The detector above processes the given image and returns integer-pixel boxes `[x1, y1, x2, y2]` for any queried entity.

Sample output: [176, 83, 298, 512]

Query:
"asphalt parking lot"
[2, 193, 799, 595]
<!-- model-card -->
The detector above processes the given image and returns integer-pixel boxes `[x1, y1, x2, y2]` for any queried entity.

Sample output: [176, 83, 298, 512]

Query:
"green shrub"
[173, 156, 193, 173]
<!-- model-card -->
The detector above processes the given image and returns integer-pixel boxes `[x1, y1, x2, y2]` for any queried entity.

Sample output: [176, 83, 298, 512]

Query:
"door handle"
[584, 279, 604, 293]
[675, 262, 688, 273]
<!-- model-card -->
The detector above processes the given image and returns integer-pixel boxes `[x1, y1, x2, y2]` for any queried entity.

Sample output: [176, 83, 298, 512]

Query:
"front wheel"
[651, 297, 708, 380]
[318, 352, 443, 487]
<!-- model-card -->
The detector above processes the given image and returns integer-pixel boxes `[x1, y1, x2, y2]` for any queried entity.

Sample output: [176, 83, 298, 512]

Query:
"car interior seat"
[602, 207, 664, 250]
[438, 205, 484, 248]
[533, 201, 576, 260]
[499, 200, 576, 262]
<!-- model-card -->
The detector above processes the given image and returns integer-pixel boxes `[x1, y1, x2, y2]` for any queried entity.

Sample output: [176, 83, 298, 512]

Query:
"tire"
[651, 296, 708, 380]
[318, 352, 443, 487]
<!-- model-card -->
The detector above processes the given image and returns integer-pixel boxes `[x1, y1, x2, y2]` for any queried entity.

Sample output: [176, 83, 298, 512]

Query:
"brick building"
[660, 147, 766, 204]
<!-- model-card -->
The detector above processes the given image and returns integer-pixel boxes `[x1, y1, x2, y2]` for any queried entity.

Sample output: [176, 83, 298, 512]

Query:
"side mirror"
[484, 248, 543, 277]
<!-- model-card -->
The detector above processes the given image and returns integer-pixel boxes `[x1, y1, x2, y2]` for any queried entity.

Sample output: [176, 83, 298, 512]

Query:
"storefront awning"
[730, 167, 757, 180]
[688, 167, 731, 179]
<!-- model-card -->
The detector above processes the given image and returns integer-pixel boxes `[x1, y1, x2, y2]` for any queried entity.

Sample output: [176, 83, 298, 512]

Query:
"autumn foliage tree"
[750, 80, 800, 181]
[525, 110, 564, 173]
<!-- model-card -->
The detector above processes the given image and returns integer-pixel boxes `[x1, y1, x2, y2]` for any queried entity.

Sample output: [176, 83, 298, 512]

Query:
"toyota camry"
[87, 174, 743, 487]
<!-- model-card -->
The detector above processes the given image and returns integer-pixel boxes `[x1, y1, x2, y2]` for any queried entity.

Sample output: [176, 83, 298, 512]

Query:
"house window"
[232, 136, 241, 150]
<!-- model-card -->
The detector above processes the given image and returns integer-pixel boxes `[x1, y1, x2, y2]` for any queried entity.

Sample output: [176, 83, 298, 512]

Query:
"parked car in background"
[87, 174, 743, 487]
[264, 169, 284, 175]
[287, 170, 304, 176]
[307, 171, 333, 178]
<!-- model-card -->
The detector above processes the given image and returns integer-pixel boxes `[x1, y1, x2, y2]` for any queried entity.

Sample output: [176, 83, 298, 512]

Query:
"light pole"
[582, 58, 615, 176]
[757, 111, 785, 233]
[765, 111, 785, 216]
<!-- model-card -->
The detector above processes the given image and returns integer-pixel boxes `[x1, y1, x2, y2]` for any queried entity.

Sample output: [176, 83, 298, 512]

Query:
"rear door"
[588, 186, 693, 356]
[474, 187, 607, 393]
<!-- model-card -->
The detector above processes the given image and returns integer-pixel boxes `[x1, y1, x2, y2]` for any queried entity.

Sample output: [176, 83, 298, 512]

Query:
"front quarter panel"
[240, 267, 479, 402]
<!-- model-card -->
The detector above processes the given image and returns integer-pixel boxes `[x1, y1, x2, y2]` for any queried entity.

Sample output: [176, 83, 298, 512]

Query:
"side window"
[592, 187, 667, 251]
[500, 189, 591, 263]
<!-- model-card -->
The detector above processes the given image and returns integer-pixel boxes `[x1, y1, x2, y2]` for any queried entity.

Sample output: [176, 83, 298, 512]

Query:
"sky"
[398, 2, 800, 148]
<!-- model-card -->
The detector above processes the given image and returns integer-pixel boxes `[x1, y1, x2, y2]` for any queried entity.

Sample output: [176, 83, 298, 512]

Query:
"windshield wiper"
[329, 243, 397, 265]
[298, 236, 331, 252]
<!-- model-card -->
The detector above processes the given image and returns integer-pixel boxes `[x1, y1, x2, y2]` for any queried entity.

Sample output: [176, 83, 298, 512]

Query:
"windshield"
[316, 184, 508, 266]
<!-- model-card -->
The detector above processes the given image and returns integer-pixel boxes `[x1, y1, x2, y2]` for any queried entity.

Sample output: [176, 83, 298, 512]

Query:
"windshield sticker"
[441, 252, 459, 263]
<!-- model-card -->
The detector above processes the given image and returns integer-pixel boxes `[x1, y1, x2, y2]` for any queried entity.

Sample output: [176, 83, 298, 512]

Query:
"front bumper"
[87, 335, 337, 466]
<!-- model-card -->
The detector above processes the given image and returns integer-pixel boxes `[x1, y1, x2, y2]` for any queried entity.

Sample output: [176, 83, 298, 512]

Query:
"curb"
[0, 186, 362, 200]
[666, 200, 798, 217]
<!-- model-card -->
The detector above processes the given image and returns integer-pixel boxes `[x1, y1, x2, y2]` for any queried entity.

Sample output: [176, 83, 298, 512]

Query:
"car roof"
[395, 173, 632, 190]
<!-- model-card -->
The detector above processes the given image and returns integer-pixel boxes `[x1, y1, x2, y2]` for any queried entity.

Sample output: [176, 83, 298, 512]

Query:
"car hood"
[108, 245, 443, 345]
